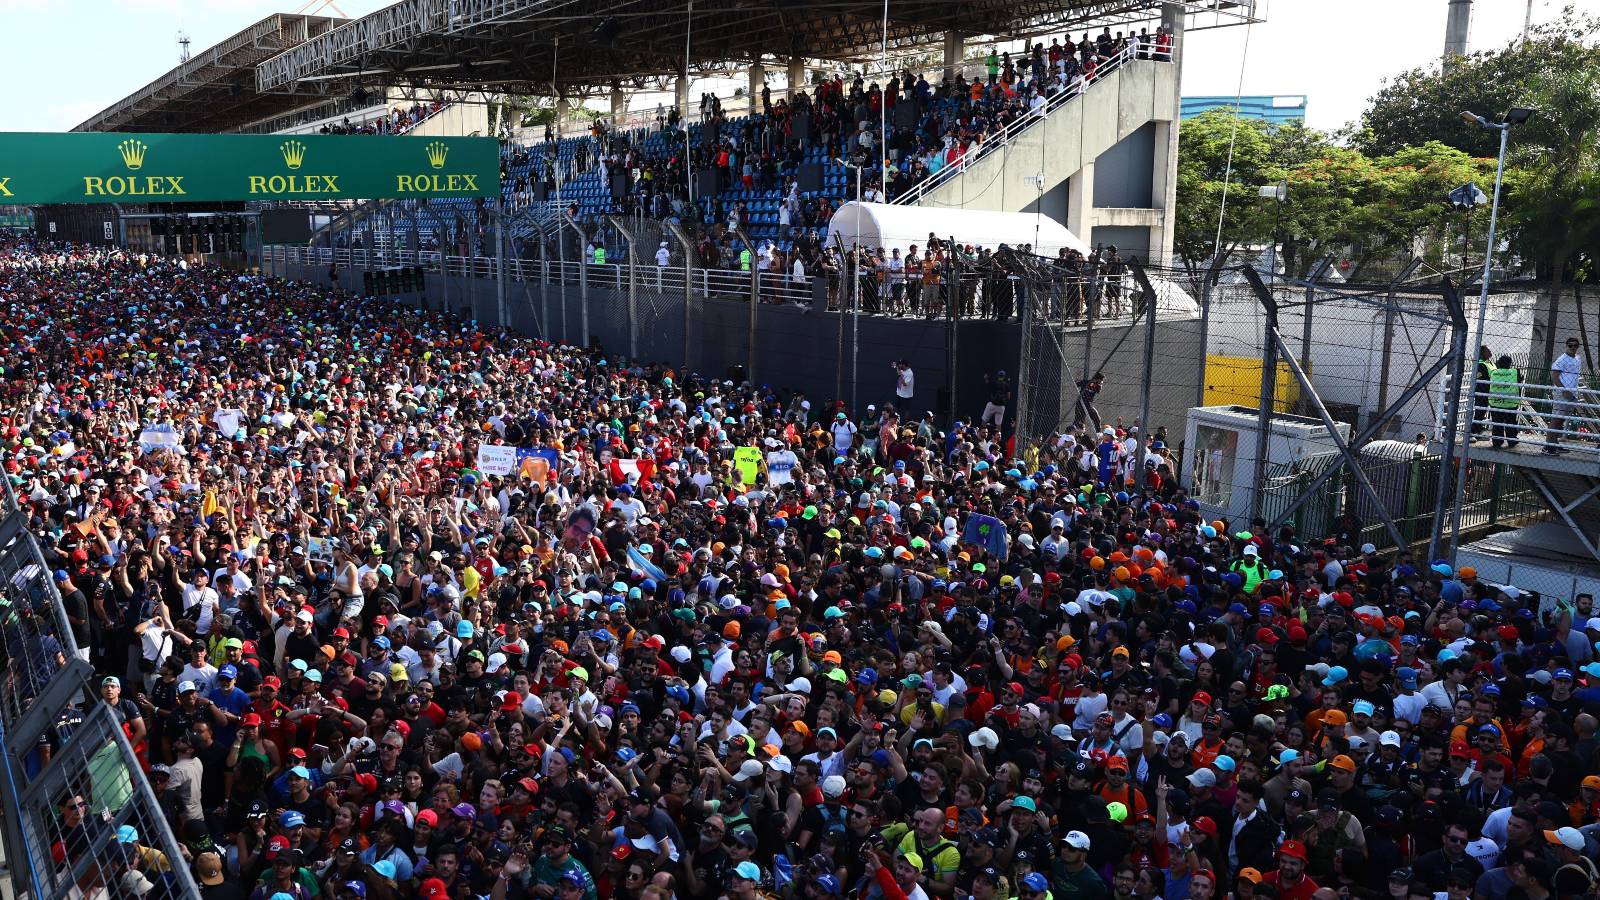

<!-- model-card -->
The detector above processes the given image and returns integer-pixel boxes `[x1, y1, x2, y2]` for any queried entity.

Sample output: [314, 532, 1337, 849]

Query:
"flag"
[609, 458, 656, 485]
[626, 545, 667, 583]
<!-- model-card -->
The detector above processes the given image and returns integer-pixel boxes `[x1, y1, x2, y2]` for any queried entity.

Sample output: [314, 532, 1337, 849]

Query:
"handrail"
[892, 39, 1172, 208]
[1463, 377, 1600, 454]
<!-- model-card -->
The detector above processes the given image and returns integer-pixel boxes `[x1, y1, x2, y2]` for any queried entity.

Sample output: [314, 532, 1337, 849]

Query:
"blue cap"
[1395, 667, 1419, 687]
[370, 860, 397, 880]
[1321, 666, 1348, 686]
[816, 873, 841, 895]
[372, 635, 391, 650]
[857, 667, 878, 686]
[1228, 602, 1249, 616]
[457, 620, 474, 638]
[620, 702, 641, 716]
[218, 664, 238, 679]
[281, 810, 306, 827]
[1023, 872, 1051, 892]
[53, 569, 69, 582]
[1553, 667, 1574, 681]
[734, 861, 762, 881]
[289, 766, 311, 780]
[1279, 749, 1300, 765]
[1214, 755, 1236, 772]
[1352, 700, 1375, 717]
[116, 824, 139, 843]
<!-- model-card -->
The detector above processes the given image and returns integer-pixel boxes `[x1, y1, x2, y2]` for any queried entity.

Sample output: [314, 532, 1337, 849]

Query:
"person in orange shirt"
[1095, 756, 1149, 819]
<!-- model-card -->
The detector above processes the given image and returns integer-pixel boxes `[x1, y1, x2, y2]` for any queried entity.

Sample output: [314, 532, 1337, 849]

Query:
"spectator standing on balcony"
[1548, 337, 1586, 455]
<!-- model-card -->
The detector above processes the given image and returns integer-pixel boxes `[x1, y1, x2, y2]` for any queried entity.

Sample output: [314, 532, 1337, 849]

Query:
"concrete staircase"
[895, 56, 1177, 259]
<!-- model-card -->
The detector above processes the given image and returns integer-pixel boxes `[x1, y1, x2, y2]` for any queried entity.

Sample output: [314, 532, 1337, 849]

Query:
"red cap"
[1193, 816, 1218, 837]
[241, 712, 262, 727]
[1005, 682, 1024, 696]
[419, 877, 450, 899]
[267, 835, 290, 857]
[390, 720, 411, 738]
[1278, 840, 1308, 861]
[522, 742, 544, 757]
[1450, 741, 1473, 758]
[288, 746, 307, 759]
[1192, 691, 1212, 706]
[355, 773, 379, 793]
[1255, 627, 1279, 644]
[374, 615, 389, 628]
[261, 676, 282, 690]
[642, 635, 665, 650]
[501, 691, 523, 711]
[332, 627, 350, 639]
[518, 776, 541, 795]
[1497, 625, 1518, 642]
[416, 809, 440, 828]
[612, 843, 634, 860]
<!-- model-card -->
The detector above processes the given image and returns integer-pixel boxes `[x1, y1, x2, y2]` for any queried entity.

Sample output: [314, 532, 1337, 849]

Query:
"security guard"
[1488, 354, 1521, 449]
[1230, 544, 1267, 594]
[592, 245, 606, 266]
[739, 245, 752, 272]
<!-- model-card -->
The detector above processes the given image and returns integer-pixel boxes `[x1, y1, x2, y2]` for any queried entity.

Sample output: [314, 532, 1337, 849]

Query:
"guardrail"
[892, 39, 1172, 208]
[266, 243, 1149, 320]
[0, 479, 199, 900]
[1465, 377, 1600, 455]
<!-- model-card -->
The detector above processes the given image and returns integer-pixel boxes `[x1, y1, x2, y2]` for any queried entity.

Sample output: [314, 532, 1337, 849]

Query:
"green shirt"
[530, 855, 598, 900]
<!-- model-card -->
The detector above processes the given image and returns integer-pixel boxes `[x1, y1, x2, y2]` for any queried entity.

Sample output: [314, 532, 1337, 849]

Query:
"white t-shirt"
[766, 450, 798, 485]
[830, 420, 857, 453]
[1554, 352, 1583, 390]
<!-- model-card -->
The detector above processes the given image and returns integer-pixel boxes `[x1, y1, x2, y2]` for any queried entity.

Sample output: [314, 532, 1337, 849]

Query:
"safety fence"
[1462, 378, 1600, 455]
[0, 482, 197, 900]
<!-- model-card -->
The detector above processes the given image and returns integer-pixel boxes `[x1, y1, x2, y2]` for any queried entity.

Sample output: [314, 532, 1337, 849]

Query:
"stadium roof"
[74, 13, 347, 134]
[255, 0, 1258, 95]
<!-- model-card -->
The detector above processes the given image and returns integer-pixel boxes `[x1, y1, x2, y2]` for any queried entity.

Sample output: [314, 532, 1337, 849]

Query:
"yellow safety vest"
[1488, 367, 1519, 409]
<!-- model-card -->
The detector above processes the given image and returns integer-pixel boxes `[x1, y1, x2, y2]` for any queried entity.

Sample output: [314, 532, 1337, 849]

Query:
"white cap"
[1585, 617, 1600, 632]
[821, 775, 847, 798]
[1379, 730, 1401, 747]
[733, 759, 766, 782]
[1050, 723, 1074, 741]
[787, 677, 812, 694]
[486, 653, 508, 674]
[768, 755, 793, 774]
[670, 646, 692, 664]
[967, 726, 1000, 750]
[1242, 545, 1259, 556]
[1064, 831, 1091, 850]
[178, 680, 197, 694]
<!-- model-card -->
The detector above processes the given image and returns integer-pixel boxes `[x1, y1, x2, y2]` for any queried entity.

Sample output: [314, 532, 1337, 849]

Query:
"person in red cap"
[1262, 839, 1318, 900]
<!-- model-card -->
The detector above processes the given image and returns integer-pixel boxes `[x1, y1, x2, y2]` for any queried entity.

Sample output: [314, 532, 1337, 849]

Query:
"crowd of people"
[6, 236, 1600, 900]
[319, 102, 448, 137]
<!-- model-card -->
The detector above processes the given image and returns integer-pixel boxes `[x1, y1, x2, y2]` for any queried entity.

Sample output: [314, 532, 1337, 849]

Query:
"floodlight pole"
[1448, 111, 1517, 563]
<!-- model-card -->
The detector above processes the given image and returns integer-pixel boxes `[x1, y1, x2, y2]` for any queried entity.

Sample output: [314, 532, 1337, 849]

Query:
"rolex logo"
[280, 139, 307, 170]
[118, 139, 148, 171]
[425, 141, 449, 170]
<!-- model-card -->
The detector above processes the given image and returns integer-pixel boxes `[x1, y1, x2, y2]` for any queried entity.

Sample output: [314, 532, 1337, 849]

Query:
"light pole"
[1258, 181, 1287, 275]
[836, 157, 864, 413]
[1446, 106, 1533, 564]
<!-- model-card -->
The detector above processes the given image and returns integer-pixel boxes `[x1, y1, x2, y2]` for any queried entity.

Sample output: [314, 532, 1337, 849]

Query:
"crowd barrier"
[1464, 378, 1600, 454]
[0, 481, 197, 900]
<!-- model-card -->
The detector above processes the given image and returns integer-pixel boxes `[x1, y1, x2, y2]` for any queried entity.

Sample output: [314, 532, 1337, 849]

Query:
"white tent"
[827, 201, 1198, 318]
[826, 201, 1092, 257]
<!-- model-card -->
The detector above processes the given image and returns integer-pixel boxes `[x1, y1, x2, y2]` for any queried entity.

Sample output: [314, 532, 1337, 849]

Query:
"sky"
[0, 0, 1579, 134]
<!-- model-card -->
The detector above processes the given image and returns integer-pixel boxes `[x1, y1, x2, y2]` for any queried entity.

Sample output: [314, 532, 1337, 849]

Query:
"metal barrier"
[0, 482, 198, 900]
[1465, 378, 1600, 453]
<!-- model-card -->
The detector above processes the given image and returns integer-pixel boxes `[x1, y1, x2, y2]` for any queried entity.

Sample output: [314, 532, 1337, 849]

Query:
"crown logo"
[118, 139, 148, 171]
[425, 141, 449, 170]
[280, 139, 307, 170]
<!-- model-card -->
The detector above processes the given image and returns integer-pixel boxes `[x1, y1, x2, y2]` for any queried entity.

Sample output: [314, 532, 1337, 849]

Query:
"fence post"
[1130, 259, 1159, 491]
[605, 216, 640, 360]
[731, 225, 757, 384]
[664, 221, 696, 374]
[1249, 269, 1278, 523]
[561, 214, 589, 348]
[1487, 462, 1503, 525]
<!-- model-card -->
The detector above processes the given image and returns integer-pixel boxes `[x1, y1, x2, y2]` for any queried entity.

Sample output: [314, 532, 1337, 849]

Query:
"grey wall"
[271, 259, 1200, 432]
[1094, 122, 1157, 209]
[1088, 226, 1151, 261]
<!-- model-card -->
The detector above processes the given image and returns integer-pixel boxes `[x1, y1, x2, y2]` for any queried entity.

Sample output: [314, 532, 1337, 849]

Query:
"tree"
[1353, 14, 1600, 157]
[1173, 110, 1279, 281]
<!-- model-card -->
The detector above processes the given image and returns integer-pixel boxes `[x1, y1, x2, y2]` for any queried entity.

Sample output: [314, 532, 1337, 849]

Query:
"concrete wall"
[1094, 123, 1157, 209]
[268, 257, 1202, 432]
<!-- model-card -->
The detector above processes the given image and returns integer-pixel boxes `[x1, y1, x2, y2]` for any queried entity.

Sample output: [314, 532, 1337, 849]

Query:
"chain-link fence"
[0, 481, 198, 900]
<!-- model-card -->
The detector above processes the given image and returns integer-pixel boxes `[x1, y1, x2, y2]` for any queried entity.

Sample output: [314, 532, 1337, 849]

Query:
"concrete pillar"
[1157, 1, 1185, 265]
[555, 93, 570, 132]
[674, 75, 689, 119]
[610, 82, 626, 123]
[748, 57, 765, 110]
[787, 57, 806, 95]
[1067, 162, 1095, 244]
[943, 31, 964, 82]
[1444, 0, 1473, 61]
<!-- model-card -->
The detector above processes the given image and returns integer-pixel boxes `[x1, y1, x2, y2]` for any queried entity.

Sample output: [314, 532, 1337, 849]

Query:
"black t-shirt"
[60, 587, 91, 645]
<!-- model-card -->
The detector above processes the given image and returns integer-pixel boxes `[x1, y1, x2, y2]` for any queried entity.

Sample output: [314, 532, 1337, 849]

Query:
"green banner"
[0, 132, 499, 204]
